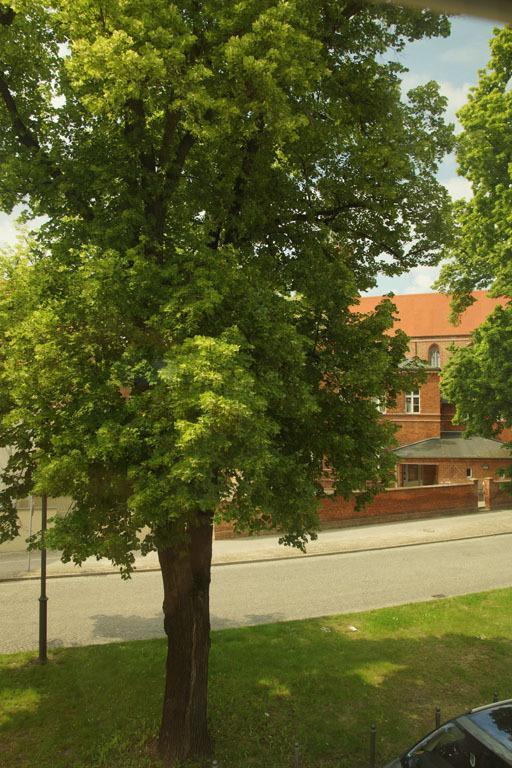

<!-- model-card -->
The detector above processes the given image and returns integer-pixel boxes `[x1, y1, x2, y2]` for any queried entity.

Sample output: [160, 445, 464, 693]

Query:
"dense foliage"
[437, 26, 512, 442]
[0, 1, 453, 559]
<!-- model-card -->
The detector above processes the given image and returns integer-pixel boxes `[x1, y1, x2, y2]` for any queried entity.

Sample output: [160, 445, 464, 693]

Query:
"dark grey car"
[385, 700, 512, 768]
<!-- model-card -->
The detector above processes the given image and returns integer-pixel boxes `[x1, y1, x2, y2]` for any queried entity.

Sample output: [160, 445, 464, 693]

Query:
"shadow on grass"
[2, 596, 512, 768]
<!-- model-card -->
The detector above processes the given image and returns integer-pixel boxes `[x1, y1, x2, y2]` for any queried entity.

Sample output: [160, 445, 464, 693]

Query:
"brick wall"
[318, 481, 478, 527]
[214, 482, 479, 539]
[408, 337, 470, 368]
[386, 371, 440, 418]
[440, 402, 464, 433]
[438, 459, 511, 484]
[387, 417, 441, 446]
[483, 478, 512, 510]
[384, 371, 441, 445]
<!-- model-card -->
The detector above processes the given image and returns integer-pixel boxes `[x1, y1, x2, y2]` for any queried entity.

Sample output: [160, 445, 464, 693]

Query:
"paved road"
[2, 534, 512, 653]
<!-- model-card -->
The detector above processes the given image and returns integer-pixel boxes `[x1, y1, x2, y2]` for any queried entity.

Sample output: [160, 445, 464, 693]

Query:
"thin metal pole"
[27, 495, 34, 572]
[38, 494, 48, 664]
[294, 741, 301, 768]
[435, 707, 441, 729]
[370, 724, 376, 768]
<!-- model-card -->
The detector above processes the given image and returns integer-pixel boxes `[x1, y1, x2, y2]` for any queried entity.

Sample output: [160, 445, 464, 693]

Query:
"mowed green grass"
[2, 588, 512, 768]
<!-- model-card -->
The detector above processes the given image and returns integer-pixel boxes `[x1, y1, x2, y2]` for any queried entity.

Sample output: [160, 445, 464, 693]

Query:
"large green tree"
[0, 1, 453, 763]
[437, 26, 512, 442]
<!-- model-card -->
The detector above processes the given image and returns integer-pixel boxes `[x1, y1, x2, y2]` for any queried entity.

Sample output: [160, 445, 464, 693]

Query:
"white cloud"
[402, 265, 441, 294]
[438, 81, 472, 127]
[400, 72, 424, 93]
[442, 176, 473, 201]
[0, 208, 47, 250]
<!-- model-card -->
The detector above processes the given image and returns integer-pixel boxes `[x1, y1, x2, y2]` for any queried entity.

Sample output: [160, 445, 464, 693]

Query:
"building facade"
[356, 290, 512, 492]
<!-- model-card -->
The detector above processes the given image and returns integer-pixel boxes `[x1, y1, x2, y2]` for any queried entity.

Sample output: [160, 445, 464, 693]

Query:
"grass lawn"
[2, 588, 512, 768]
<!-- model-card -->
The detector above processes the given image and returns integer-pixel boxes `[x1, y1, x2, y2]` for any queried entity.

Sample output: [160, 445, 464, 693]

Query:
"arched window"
[429, 345, 440, 368]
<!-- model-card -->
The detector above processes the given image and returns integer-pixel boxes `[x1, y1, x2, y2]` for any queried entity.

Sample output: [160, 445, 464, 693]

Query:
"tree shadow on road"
[89, 609, 289, 640]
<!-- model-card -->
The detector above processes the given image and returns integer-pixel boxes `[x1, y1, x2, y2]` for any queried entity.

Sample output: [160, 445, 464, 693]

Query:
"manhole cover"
[432, 593, 446, 598]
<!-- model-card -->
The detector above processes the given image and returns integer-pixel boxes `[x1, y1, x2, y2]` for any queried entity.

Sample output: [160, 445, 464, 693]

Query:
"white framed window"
[405, 390, 420, 413]
[429, 345, 440, 368]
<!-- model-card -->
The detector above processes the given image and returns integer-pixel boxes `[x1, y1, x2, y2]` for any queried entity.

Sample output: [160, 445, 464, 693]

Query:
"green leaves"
[441, 305, 512, 439]
[0, 0, 454, 565]
[434, 27, 512, 452]
[438, 27, 512, 306]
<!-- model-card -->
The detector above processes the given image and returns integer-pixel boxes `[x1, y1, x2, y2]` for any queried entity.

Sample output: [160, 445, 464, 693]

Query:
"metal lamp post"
[38, 493, 48, 664]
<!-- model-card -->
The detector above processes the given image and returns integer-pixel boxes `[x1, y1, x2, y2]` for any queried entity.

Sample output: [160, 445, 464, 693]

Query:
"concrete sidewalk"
[1, 508, 512, 582]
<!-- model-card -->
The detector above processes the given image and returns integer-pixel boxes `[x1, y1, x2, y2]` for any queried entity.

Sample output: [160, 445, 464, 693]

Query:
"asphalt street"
[2, 533, 512, 653]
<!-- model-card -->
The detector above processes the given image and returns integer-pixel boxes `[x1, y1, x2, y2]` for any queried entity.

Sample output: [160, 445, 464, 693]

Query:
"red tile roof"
[355, 290, 507, 338]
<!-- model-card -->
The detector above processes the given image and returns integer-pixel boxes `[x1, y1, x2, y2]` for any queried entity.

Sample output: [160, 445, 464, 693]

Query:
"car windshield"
[468, 706, 512, 753]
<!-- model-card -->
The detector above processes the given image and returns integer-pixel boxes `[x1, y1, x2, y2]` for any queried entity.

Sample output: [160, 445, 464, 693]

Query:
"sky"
[368, 14, 499, 296]
[0, 15, 499, 296]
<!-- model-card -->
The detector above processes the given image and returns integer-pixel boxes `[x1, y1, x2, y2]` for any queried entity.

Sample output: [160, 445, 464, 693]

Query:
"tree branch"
[0, 60, 95, 221]
[0, 72, 44, 153]
[159, 105, 180, 169]
[124, 97, 156, 175]
[290, 200, 370, 224]
[165, 131, 196, 191]
[221, 119, 265, 247]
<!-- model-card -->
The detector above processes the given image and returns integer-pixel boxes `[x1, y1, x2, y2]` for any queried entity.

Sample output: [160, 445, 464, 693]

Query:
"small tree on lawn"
[0, 1, 453, 764]
[436, 26, 512, 446]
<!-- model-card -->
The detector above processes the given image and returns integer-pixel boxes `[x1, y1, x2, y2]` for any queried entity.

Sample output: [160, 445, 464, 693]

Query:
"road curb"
[2, 528, 512, 583]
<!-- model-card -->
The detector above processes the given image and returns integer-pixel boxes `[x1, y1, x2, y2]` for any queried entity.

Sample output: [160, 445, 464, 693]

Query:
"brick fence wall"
[483, 477, 512, 510]
[214, 481, 479, 539]
[318, 481, 478, 528]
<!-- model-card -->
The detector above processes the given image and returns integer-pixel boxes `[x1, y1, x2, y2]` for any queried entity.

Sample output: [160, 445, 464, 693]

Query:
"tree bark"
[157, 514, 213, 766]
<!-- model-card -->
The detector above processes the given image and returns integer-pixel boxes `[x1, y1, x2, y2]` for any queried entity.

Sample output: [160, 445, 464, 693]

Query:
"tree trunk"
[157, 515, 213, 766]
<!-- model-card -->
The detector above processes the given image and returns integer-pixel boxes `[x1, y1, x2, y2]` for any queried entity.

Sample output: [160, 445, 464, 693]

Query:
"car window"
[407, 724, 512, 768]
[408, 724, 470, 768]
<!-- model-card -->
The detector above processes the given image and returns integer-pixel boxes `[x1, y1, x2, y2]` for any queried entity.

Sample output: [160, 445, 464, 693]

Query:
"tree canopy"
[437, 25, 512, 442]
[0, 1, 454, 762]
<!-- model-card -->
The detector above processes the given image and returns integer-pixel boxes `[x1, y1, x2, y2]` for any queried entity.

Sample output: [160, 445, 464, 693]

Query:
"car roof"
[456, 700, 512, 766]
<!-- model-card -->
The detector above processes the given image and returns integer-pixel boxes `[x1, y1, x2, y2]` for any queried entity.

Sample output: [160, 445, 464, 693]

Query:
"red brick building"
[216, 290, 512, 538]
[356, 290, 512, 492]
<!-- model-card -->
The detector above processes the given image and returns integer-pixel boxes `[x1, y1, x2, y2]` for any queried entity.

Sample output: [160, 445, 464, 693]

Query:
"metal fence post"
[370, 724, 376, 768]
[435, 707, 441, 729]
[493, 692, 499, 703]
[294, 740, 301, 768]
